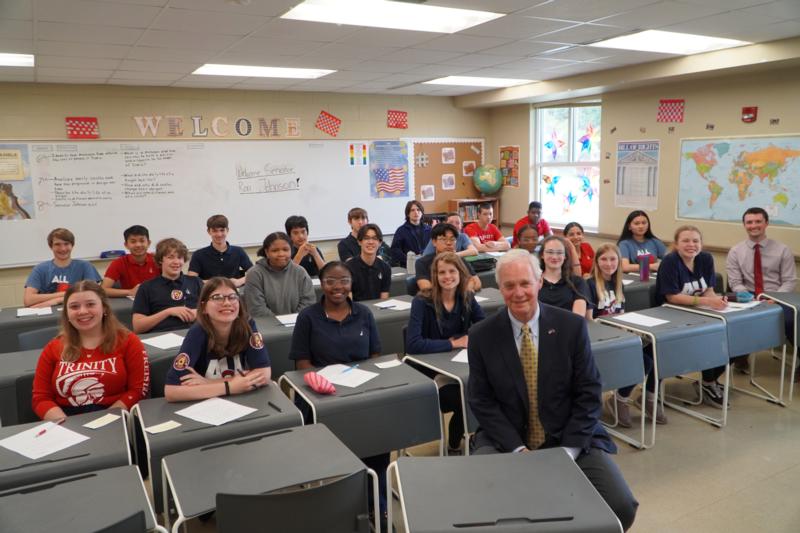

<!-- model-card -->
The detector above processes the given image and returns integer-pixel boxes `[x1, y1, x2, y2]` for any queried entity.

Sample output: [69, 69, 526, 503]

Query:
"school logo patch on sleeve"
[250, 332, 264, 350]
[173, 353, 190, 371]
[171, 289, 184, 301]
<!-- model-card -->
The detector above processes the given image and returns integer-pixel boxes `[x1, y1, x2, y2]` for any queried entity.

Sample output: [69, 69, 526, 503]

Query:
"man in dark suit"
[468, 249, 637, 531]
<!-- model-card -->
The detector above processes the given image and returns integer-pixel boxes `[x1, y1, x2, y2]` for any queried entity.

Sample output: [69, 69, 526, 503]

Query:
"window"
[533, 105, 601, 230]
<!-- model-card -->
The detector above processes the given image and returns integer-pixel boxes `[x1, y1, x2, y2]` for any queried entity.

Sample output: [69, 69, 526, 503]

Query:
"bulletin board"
[406, 138, 485, 214]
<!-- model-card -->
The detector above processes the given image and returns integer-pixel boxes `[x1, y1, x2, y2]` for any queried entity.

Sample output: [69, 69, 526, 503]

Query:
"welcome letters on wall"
[132, 116, 301, 138]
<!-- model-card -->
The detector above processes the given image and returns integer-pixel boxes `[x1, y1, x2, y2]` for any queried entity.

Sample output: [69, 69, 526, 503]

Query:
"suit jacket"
[467, 303, 615, 454]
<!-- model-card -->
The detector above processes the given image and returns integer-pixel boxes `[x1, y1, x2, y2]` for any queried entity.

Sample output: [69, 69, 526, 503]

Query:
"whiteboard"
[0, 139, 412, 267]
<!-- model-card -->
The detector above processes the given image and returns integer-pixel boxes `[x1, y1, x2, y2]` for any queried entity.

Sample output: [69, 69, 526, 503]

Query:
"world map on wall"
[678, 136, 800, 226]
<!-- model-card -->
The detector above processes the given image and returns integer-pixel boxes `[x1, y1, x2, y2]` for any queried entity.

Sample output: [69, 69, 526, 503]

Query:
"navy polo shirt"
[289, 299, 381, 367]
[132, 273, 202, 332]
[346, 255, 391, 301]
[165, 320, 270, 386]
[291, 245, 324, 277]
[406, 293, 485, 354]
[414, 253, 476, 282]
[655, 251, 716, 305]
[587, 278, 625, 318]
[188, 242, 253, 279]
[337, 234, 392, 264]
[538, 275, 591, 312]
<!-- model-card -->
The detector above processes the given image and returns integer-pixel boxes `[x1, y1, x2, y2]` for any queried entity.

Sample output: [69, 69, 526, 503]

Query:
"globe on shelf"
[472, 165, 502, 195]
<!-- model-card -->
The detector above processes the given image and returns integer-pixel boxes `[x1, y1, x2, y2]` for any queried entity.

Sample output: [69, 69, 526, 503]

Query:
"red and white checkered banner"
[387, 109, 408, 129]
[315, 110, 341, 137]
[656, 99, 685, 123]
[65, 116, 100, 139]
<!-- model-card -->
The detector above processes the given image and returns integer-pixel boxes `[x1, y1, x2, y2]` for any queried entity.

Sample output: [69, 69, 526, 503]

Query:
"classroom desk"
[0, 409, 130, 491]
[161, 424, 375, 533]
[312, 266, 409, 299]
[599, 306, 729, 443]
[0, 349, 38, 426]
[280, 355, 441, 458]
[131, 384, 301, 514]
[761, 291, 799, 401]
[622, 274, 658, 312]
[388, 449, 622, 533]
[0, 297, 133, 354]
[587, 321, 647, 449]
[403, 323, 648, 453]
[476, 268, 498, 289]
[664, 302, 788, 405]
[256, 288, 506, 379]
[0, 465, 164, 533]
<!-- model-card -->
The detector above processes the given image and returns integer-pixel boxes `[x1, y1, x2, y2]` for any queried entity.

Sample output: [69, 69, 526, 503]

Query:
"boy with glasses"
[415, 223, 481, 296]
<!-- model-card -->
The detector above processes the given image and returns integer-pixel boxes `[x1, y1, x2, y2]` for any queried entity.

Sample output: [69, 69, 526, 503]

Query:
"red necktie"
[753, 243, 764, 296]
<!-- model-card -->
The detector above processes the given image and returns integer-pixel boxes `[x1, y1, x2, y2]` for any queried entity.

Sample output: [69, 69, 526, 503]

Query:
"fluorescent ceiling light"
[0, 53, 34, 67]
[193, 64, 335, 78]
[589, 30, 750, 55]
[424, 76, 535, 88]
[282, 0, 502, 34]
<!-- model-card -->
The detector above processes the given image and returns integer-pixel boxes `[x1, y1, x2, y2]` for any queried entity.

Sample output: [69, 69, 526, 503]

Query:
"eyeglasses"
[361, 236, 380, 242]
[323, 277, 352, 287]
[543, 250, 565, 256]
[208, 293, 240, 303]
[436, 237, 456, 244]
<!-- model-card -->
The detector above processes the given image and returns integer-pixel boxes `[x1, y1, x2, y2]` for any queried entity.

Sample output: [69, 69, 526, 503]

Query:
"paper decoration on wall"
[499, 145, 519, 188]
[610, 127, 617, 134]
[66, 117, 99, 139]
[420, 184, 435, 201]
[370, 140, 409, 198]
[656, 99, 685, 123]
[462, 160, 476, 177]
[741, 106, 757, 123]
[315, 110, 341, 137]
[349, 143, 367, 166]
[470, 145, 481, 155]
[543, 130, 565, 160]
[441, 147, 455, 164]
[387, 109, 408, 129]
[770, 118, 780, 125]
[705, 123, 715, 131]
[668, 126, 675, 134]
[415, 152, 429, 167]
[442, 173, 455, 190]
[578, 124, 598, 156]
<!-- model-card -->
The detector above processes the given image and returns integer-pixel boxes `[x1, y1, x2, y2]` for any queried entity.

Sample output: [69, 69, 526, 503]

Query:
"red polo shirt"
[104, 253, 158, 289]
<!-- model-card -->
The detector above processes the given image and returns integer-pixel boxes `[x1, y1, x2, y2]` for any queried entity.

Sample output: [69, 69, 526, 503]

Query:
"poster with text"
[615, 141, 660, 210]
[0, 144, 35, 219]
[370, 140, 409, 198]
[499, 145, 520, 187]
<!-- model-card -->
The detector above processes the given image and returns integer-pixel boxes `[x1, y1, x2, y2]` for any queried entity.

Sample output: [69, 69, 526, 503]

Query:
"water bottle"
[406, 251, 416, 275]
[638, 254, 651, 282]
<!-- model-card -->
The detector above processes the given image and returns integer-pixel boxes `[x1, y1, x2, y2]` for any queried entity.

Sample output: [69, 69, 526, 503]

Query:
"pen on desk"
[342, 364, 359, 373]
[268, 401, 283, 413]
[35, 418, 66, 438]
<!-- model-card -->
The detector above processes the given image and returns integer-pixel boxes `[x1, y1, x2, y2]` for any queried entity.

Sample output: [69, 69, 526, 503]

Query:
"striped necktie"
[521, 324, 546, 449]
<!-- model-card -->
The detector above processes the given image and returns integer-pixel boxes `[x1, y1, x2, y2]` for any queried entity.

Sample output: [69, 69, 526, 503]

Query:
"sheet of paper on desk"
[145, 420, 182, 434]
[622, 279, 634, 286]
[700, 301, 760, 313]
[375, 359, 402, 369]
[451, 349, 469, 363]
[276, 313, 299, 326]
[392, 272, 406, 277]
[474, 295, 489, 302]
[17, 307, 53, 317]
[317, 364, 379, 388]
[82, 413, 120, 429]
[373, 299, 411, 311]
[142, 332, 185, 349]
[175, 397, 257, 426]
[0, 422, 89, 460]
[486, 251, 505, 257]
[613, 313, 669, 328]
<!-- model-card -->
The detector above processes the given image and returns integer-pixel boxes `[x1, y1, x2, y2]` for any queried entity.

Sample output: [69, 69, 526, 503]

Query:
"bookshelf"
[448, 197, 500, 225]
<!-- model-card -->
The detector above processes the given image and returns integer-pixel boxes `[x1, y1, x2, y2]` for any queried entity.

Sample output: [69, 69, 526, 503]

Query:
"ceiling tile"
[36, 0, 161, 28]
[288, 79, 357, 90]
[108, 78, 173, 86]
[138, 29, 241, 51]
[415, 34, 514, 53]
[36, 66, 111, 78]
[94, 0, 168, 6]
[316, 70, 386, 81]
[126, 46, 213, 63]
[460, 66, 538, 78]
[36, 77, 104, 84]
[347, 61, 424, 74]
[35, 55, 121, 70]
[536, 23, 629, 45]
[253, 19, 359, 42]
[0, 19, 32, 39]
[663, 11, 784, 41]
[336, 28, 444, 48]
[377, 48, 464, 64]
[36, 22, 144, 45]
[35, 40, 132, 59]
[597, 1, 726, 29]
[481, 40, 567, 57]
[424, 1, 539, 13]
[678, 0, 776, 8]
[311, 44, 400, 61]
[447, 53, 524, 68]
[229, 37, 325, 56]
[117, 59, 199, 74]
[373, 73, 433, 87]
[171, 78, 240, 89]
[167, 0, 296, 17]
[520, 0, 662, 23]
[503, 56, 582, 70]
[0, 0, 32, 20]
[737, 0, 800, 18]
[111, 70, 184, 81]
[0, 37, 33, 53]
[463, 16, 579, 39]
[539, 45, 614, 61]
[0, 65, 35, 78]
[150, 7, 270, 35]
[408, 64, 476, 76]
[583, 49, 676, 66]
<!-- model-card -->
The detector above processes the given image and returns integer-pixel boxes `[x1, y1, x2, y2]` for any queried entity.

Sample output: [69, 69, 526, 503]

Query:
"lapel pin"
[548, 328, 556, 335]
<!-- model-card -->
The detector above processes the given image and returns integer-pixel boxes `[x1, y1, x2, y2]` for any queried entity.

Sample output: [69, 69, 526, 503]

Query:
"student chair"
[215, 470, 370, 533]
[15, 373, 39, 425]
[17, 326, 60, 351]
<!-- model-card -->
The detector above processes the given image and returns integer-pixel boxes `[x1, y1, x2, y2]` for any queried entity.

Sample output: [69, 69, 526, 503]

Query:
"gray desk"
[762, 292, 799, 401]
[587, 321, 647, 449]
[388, 449, 622, 533]
[600, 306, 729, 442]
[280, 355, 441, 458]
[665, 302, 788, 405]
[476, 268, 498, 289]
[623, 274, 657, 312]
[131, 384, 301, 514]
[162, 424, 373, 533]
[0, 409, 130, 491]
[0, 465, 164, 533]
[0, 349, 38, 426]
[257, 288, 506, 379]
[0, 297, 133, 354]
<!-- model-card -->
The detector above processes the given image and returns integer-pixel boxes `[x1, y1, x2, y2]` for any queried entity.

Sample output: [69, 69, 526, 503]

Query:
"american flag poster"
[369, 140, 409, 198]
